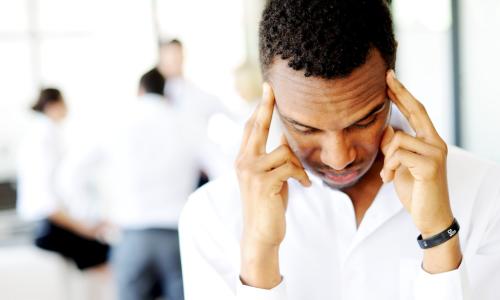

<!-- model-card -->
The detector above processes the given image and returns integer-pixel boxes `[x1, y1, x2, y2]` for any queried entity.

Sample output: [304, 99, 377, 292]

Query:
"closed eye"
[292, 125, 319, 135]
[292, 114, 378, 134]
[350, 100, 388, 130]
[282, 100, 388, 134]
[351, 115, 378, 129]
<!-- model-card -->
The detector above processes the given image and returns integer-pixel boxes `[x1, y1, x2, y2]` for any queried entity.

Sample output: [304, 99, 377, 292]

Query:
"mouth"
[319, 170, 360, 185]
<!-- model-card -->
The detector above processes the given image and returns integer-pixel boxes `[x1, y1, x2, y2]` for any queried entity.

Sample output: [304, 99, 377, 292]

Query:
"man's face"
[269, 50, 390, 190]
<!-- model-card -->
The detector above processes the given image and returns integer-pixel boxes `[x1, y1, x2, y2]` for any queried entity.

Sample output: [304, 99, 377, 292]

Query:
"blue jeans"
[112, 228, 184, 300]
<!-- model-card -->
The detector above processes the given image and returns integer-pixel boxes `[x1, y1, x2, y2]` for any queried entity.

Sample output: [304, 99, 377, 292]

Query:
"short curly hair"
[259, 0, 396, 79]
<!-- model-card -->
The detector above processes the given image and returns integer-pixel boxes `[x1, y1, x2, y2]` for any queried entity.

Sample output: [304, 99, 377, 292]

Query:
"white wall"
[0, 0, 159, 180]
[460, 0, 500, 163]
[393, 0, 455, 144]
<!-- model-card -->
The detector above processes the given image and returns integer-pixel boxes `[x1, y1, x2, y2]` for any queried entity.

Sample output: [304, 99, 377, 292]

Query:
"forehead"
[161, 44, 182, 54]
[268, 50, 388, 129]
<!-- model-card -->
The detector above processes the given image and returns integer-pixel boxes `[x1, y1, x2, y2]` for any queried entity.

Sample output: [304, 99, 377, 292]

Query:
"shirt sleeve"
[179, 188, 288, 300]
[414, 174, 500, 300]
[414, 263, 470, 300]
[236, 277, 287, 300]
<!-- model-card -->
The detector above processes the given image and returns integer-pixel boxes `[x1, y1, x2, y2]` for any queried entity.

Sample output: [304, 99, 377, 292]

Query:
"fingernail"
[389, 69, 396, 80]
[381, 145, 387, 155]
[262, 83, 270, 97]
[385, 125, 394, 136]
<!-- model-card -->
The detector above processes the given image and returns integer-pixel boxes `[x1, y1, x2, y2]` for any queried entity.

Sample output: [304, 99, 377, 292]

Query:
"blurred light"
[0, 0, 29, 34]
[394, 0, 452, 32]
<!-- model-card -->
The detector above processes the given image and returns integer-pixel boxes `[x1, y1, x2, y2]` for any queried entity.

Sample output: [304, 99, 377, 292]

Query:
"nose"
[320, 131, 356, 171]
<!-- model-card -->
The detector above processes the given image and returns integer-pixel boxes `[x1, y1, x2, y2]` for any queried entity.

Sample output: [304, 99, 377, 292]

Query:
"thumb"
[380, 125, 395, 156]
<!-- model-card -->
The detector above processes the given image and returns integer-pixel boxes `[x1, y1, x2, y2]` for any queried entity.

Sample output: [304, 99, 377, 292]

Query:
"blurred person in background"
[158, 38, 226, 125]
[57, 67, 221, 300]
[233, 60, 263, 118]
[203, 60, 282, 177]
[158, 38, 228, 185]
[108, 68, 202, 300]
[16, 88, 112, 298]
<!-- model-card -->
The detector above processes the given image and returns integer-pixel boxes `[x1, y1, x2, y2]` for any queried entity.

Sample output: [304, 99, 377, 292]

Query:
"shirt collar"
[306, 169, 404, 247]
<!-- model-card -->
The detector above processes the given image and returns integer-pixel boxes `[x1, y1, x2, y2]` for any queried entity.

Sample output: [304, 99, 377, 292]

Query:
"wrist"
[422, 233, 462, 274]
[419, 213, 454, 238]
[240, 237, 281, 289]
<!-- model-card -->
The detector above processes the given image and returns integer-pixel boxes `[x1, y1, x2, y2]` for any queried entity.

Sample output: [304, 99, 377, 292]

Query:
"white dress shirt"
[17, 114, 62, 221]
[106, 94, 202, 229]
[179, 145, 500, 300]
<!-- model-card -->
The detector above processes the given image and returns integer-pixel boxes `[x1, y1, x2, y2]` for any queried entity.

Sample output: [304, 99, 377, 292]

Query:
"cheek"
[282, 128, 316, 158]
[355, 127, 384, 147]
[350, 121, 388, 157]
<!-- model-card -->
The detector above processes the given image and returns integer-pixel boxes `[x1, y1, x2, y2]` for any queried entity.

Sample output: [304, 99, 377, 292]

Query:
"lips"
[321, 170, 360, 185]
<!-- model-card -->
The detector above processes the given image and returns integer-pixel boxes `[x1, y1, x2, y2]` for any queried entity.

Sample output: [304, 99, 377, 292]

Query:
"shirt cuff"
[236, 277, 287, 300]
[414, 262, 468, 300]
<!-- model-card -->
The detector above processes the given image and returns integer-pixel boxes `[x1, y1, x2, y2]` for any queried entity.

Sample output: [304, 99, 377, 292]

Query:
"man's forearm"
[240, 238, 282, 289]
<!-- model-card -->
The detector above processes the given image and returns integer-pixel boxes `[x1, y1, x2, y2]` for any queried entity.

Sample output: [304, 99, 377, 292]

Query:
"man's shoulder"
[447, 145, 500, 177]
[179, 172, 242, 237]
[188, 172, 240, 206]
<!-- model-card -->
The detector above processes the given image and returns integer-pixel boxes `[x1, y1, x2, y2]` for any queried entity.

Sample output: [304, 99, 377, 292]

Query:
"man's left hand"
[380, 70, 454, 239]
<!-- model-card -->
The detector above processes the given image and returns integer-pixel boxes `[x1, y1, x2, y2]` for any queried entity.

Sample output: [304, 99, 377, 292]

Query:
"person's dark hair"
[139, 68, 166, 96]
[159, 38, 183, 48]
[32, 88, 63, 113]
[259, 0, 396, 79]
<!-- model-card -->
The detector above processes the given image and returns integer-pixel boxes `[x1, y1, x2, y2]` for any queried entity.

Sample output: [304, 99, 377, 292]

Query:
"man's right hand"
[236, 83, 311, 289]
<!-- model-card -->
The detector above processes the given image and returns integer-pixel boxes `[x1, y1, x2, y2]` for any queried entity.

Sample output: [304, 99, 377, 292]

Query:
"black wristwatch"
[417, 218, 460, 249]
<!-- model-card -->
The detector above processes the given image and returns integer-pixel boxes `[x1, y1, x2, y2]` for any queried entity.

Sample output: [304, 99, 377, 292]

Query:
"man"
[158, 38, 225, 126]
[108, 68, 202, 300]
[158, 38, 230, 182]
[60, 69, 214, 299]
[179, 1, 500, 299]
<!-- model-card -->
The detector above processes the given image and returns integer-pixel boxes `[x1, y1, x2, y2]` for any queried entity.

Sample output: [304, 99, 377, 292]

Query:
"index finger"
[386, 70, 439, 142]
[238, 105, 259, 156]
[246, 82, 275, 154]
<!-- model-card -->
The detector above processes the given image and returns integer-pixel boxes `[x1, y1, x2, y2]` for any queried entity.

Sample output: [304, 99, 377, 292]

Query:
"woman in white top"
[17, 88, 110, 271]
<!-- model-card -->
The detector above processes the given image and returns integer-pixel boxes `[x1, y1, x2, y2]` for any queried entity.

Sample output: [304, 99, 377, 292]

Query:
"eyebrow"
[278, 100, 387, 131]
[347, 101, 387, 127]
